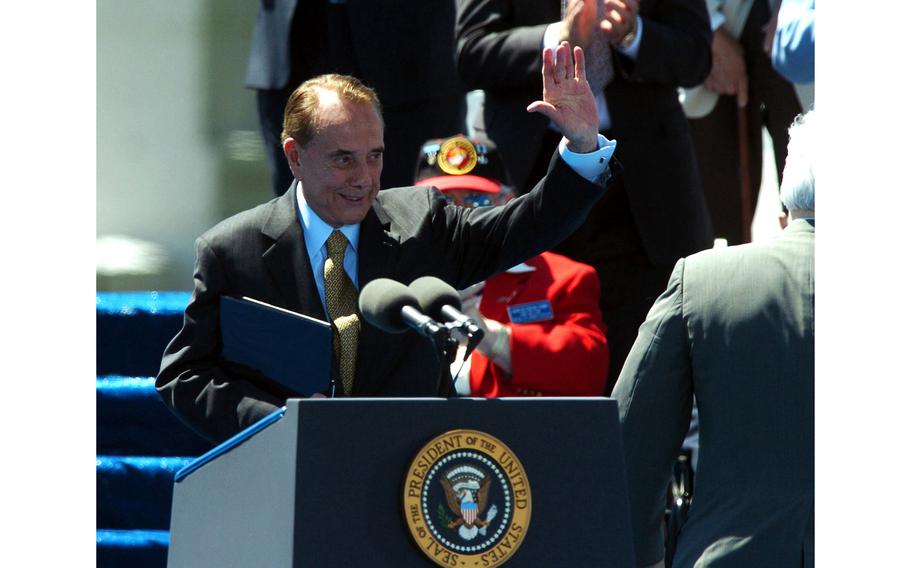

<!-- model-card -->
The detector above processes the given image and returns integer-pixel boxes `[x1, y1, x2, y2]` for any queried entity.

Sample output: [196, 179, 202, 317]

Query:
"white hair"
[779, 110, 815, 214]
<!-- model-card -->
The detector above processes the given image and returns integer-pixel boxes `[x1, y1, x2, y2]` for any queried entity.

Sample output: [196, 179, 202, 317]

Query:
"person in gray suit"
[612, 110, 815, 568]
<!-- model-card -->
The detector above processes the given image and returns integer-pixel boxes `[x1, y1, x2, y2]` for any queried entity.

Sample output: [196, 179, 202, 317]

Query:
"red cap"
[414, 135, 513, 195]
[416, 174, 501, 194]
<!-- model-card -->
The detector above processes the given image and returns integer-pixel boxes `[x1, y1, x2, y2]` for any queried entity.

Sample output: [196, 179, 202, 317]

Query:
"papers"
[220, 296, 332, 396]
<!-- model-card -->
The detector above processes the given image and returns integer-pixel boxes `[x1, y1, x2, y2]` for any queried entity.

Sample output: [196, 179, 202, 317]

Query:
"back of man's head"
[281, 74, 383, 146]
[779, 110, 816, 218]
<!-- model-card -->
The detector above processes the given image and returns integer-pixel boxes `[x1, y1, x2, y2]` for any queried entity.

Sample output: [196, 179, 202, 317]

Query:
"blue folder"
[219, 296, 331, 396]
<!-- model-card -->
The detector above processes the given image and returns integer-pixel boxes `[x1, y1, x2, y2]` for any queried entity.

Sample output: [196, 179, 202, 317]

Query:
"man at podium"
[158, 42, 622, 443]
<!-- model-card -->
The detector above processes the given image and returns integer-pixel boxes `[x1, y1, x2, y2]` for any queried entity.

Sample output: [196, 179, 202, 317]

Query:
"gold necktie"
[324, 230, 360, 395]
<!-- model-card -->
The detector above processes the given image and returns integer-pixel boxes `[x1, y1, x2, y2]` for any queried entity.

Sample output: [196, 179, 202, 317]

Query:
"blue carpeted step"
[96, 292, 190, 376]
[96, 529, 168, 568]
[97, 376, 213, 456]
[97, 455, 194, 530]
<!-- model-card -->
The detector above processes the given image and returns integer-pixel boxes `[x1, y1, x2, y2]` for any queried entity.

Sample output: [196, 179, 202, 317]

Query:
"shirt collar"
[296, 181, 360, 261]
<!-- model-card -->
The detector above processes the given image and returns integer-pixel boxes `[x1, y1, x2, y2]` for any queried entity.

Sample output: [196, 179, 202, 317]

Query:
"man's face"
[287, 94, 384, 227]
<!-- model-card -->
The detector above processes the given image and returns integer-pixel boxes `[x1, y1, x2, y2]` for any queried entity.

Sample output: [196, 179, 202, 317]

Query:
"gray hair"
[779, 110, 815, 213]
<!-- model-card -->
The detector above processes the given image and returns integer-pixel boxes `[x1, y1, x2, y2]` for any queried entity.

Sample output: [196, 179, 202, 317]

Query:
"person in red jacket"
[414, 135, 609, 397]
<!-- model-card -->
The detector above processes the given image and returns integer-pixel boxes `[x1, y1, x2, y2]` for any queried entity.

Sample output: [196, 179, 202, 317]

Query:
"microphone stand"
[440, 323, 461, 366]
[431, 321, 487, 397]
[424, 323, 459, 397]
[405, 311, 485, 397]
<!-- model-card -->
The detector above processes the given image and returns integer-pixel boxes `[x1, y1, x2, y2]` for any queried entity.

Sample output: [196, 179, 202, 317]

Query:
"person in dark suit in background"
[245, 0, 467, 196]
[611, 110, 815, 568]
[455, 0, 715, 393]
[159, 43, 621, 443]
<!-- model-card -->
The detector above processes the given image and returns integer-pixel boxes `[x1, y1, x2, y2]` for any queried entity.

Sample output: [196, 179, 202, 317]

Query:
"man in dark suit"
[158, 43, 620, 443]
[455, 0, 715, 392]
[611, 111, 815, 568]
[246, 0, 466, 195]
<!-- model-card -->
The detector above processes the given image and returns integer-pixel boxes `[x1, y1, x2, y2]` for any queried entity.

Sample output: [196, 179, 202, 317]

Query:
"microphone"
[409, 276, 485, 352]
[358, 278, 444, 339]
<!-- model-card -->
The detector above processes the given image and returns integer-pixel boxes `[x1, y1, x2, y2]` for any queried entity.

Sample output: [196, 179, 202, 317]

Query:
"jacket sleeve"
[507, 263, 608, 395]
[424, 152, 613, 290]
[611, 258, 694, 567]
[156, 236, 286, 444]
[455, 0, 550, 91]
[617, 0, 713, 87]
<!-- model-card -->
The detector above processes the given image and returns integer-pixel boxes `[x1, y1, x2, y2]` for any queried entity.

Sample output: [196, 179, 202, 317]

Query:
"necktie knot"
[326, 230, 348, 260]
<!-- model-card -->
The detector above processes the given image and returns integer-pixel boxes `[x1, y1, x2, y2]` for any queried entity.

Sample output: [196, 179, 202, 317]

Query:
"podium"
[168, 397, 636, 567]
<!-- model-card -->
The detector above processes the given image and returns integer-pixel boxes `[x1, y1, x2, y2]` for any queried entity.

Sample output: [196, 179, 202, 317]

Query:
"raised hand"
[527, 42, 599, 153]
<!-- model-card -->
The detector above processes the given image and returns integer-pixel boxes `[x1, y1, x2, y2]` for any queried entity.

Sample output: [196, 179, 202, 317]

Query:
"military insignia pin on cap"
[414, 135, 513, 195]
[437, 136, 479, 176]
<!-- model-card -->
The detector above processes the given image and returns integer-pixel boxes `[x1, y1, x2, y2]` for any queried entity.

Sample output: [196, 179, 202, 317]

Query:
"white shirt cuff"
[558, 134, 617, 182]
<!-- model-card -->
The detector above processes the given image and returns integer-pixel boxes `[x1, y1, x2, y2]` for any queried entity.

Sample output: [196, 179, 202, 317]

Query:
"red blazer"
[470, 252, 609, 397]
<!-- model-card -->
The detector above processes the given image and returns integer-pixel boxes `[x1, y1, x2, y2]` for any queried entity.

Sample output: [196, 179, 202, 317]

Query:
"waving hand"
[527, 42, 599, 153]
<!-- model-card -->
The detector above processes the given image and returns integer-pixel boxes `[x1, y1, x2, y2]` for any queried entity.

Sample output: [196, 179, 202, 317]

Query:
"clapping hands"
[600, 0, 640, 45]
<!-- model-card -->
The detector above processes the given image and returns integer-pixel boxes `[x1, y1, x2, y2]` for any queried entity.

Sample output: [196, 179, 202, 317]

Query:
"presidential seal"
[437, 136, 479, 176]
[403, 430, 532, 567]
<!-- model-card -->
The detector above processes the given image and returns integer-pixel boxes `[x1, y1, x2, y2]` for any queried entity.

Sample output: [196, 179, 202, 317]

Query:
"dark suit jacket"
[611, 219, 815, 567]
[455, 0, 714, 266]
[245, 0, 463, 108]
[157, 153, 613, 443]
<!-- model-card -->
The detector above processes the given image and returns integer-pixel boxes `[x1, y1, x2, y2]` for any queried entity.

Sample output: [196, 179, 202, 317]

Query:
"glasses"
[444, 193, 494, 208]
[462, 194, 493, 208]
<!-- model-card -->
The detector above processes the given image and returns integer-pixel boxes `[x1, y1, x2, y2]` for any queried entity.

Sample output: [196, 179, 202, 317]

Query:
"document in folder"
[219, 295, 332, 396]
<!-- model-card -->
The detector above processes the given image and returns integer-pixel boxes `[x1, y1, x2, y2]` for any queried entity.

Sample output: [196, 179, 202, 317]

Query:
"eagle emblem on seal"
[440, 465, 499, 541]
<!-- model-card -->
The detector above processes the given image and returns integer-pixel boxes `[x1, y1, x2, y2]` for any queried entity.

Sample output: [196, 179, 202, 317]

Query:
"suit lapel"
[352, 205, 399, 394]
[260, 189, 325, 320]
